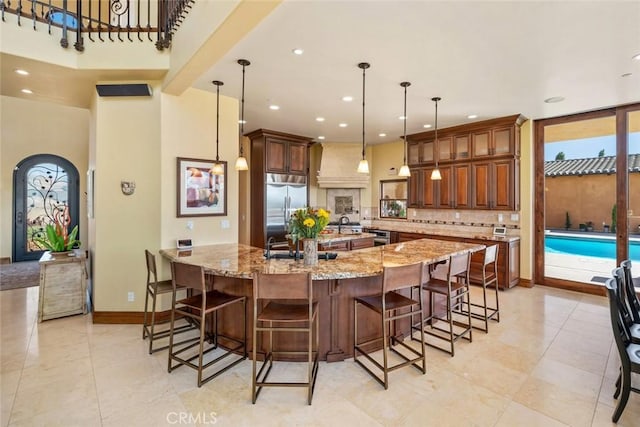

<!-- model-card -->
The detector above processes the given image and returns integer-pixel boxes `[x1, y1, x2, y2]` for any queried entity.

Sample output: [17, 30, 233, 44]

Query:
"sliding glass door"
[535, 104, 640, 294]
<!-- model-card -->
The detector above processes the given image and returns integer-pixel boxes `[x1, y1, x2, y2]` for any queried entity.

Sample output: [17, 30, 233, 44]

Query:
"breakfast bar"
[160, 238, 484, 361]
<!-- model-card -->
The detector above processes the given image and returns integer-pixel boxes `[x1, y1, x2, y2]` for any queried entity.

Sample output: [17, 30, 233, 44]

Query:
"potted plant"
[288, 207, 330, 265]
[564, 211, 571, 230]
[34, 206, 80, 255]
[585, 221, 594, 232]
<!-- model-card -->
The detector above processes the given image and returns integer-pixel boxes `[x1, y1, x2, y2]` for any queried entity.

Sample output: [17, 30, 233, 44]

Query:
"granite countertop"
[160, 239, 484, 281]
[369, 221, 520, 243]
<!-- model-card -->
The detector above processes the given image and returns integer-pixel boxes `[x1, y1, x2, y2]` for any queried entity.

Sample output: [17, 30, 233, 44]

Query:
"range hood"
[316, 143, 370, 188]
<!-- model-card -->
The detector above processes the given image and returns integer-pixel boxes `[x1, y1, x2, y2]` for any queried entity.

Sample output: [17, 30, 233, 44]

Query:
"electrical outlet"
[221, 220, 230, 229]
[498, 214, 504, 222]
[186, 220, 194, 230]
[127, 291, 134, 302]
[511, 213, 519, 221]
[455, 212, 460, 219]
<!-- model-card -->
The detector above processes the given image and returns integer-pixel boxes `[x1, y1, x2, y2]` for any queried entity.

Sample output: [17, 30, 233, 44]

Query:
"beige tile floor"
[1, 284, 639, 427]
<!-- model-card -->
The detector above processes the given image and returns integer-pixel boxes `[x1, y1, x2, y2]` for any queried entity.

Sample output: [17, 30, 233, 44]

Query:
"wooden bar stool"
[167, 261, 247, 387]
[460, 244, 500, 332]
[420, 251, 472, 357]
[142, 250, 197, 354]
[354, 262, 426, 389]
[252, 272, 319, 405]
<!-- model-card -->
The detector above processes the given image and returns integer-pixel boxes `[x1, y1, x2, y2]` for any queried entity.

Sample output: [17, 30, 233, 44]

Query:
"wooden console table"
[38, 250, 87, 322]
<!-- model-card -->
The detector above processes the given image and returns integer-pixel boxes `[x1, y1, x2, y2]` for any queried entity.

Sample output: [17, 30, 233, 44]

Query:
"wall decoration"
[176, 157, 227, 217]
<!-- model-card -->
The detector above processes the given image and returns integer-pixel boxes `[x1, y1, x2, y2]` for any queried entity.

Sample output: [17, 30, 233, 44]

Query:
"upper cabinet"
[406, 114, 524, 211]
[406, 114, 524, 166]
[247, 129, 314, 176]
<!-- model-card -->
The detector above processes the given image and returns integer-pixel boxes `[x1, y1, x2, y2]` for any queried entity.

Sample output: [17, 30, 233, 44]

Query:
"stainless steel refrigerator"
[265, 174, 308, 243]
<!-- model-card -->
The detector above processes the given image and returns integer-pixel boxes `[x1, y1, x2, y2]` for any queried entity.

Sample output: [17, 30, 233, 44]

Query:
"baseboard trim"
[518, 278, 533, 288]
[93, 310, 172, 324]
[0, 257, 11, 265]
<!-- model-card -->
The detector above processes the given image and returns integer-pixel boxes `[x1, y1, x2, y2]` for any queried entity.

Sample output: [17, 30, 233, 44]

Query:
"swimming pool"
[545, 234, 640, 262]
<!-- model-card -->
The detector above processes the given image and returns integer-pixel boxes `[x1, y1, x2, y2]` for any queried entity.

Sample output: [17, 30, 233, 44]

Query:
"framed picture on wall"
[176, 157, 227, 217]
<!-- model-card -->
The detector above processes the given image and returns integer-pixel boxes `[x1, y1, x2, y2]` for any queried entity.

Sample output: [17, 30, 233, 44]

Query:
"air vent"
[95, 84, 152, 97]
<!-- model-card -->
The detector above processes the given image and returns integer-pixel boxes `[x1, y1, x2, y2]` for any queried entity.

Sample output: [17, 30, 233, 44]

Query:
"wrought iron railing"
[0, 0, 193, 51]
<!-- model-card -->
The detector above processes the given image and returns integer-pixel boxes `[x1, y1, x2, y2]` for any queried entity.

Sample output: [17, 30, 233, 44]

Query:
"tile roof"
[544, 154, 640, 177]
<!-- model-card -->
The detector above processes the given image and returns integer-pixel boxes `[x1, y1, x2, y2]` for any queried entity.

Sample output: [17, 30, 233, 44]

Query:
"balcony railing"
[0, 0, 193, 51]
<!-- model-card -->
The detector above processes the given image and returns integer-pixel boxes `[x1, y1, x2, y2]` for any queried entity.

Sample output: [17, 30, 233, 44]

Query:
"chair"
[142, 250, 197, 354]
[612, 268, 640, 344]
[420, 251, 472, 356]
[620, 260, 640, 323]
[167, 261, 247, 387]
[354, 262, 426, 389]
[459, 245, 500, 332]
[252, 272, 319, 405]
[604, 276, 640, 423]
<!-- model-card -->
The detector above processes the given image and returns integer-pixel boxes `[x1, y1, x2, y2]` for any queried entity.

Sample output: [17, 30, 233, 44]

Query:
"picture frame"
[176, 157, 227, 217]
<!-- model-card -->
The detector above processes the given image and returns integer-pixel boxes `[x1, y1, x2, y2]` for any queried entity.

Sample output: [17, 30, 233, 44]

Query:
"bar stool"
[421, 251, 472, 356]
[461, 244, 500, 332]
[167, 261, 247, 387]
[142, 250, 197, 354]
[252, 272, 319, 405]
[354, 262, 426, 389]
[620, 260, 640, 322]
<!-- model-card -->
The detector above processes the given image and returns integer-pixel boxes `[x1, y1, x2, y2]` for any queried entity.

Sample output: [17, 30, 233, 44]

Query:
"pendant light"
[235, 59, 250, 171]
[356, 62, 370, 174]
[211, 80, 225, 176]
[398, 81, 411, 177]
[430, 96, 442, 180]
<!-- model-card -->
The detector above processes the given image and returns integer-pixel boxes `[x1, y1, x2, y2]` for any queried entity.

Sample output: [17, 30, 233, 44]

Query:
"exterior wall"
[545, 173, 640, 233]
[0, 96, 89, 260]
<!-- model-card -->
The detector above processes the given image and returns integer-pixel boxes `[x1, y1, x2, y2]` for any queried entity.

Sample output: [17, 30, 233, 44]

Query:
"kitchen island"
[160, 238, 483, 361]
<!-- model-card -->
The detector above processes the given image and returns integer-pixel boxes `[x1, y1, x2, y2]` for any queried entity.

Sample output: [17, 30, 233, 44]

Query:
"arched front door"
[12, 154, 80, 262]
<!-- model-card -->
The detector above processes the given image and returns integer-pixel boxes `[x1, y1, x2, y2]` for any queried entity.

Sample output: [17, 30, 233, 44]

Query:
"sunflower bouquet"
[288, 207, 330, 241]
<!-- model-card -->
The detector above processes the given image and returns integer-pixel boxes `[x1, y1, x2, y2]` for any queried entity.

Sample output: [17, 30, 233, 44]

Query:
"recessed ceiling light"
[318, 136, 325, 140]
[622, 72, 633, 77]
[316, 117, 325, 122]
[378, 133, 387, 137]
[238, 119, 247, 124]
[467, 114, 478, 119]
[544, 96, 565, 104]
[292, 48, 304, 55]
[15, 69, 29, 76]
[269, 105, 280, 110]
[342, 96, 353, 102]
[21, 89, 33, 94]
[423, 124, 432, 128]
[632, 53, 640, 61]
[398, 116, 406, 120]
[339, 123, 348, 128]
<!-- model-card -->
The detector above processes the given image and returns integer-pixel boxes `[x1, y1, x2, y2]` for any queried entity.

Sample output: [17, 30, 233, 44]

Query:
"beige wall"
[545, 174, 640, 232]
[519, 120, 533, 282]
[0, 96, 89, 260]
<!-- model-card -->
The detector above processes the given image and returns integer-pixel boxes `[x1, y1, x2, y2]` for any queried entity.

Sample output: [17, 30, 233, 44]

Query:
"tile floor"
[1, 284, 639, 427]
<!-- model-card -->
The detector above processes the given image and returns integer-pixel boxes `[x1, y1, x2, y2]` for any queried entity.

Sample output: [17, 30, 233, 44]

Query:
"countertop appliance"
[266, 174, 307, 242]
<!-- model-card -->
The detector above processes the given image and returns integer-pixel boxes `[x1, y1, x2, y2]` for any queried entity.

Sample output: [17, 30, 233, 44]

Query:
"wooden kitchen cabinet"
[248, 129, 313, 176]
[406, 114, 523, 211]
[247, 129, 314, 249]
[472, 158, 518, 210]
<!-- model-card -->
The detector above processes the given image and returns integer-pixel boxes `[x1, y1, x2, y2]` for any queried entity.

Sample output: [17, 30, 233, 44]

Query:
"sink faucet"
[338, 215, 349, 234]
[265, 236, 275, 259]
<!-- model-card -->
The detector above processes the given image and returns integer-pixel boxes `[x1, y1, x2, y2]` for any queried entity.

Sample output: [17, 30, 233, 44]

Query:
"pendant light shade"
[212, 80, 225, 176]
[398, 81, 411, 178]
[430, 96, 442, 181]
[235, 59, 250, 171]
[357, 62, 370, 174]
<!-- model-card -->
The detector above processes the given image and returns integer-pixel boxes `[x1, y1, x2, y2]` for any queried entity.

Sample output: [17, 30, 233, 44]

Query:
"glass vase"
[303, 238, 318, 266]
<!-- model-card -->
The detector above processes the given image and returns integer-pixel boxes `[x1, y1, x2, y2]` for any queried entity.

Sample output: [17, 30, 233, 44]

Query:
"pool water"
[545, 234, 640, 262]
